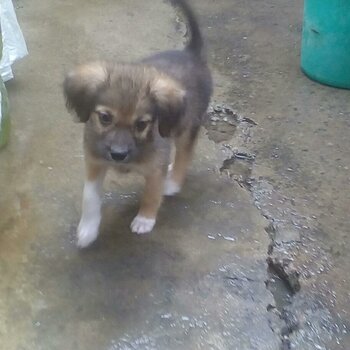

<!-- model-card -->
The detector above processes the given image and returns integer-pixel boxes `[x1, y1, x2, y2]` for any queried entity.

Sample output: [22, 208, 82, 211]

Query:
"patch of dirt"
[205, 104, 256, 143]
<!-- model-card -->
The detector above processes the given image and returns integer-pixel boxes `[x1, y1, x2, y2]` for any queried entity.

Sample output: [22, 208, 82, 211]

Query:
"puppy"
[64, 0, 212, 248]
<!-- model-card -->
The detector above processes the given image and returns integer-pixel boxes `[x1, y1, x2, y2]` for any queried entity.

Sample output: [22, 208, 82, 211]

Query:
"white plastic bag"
[0, 0, 28, 81]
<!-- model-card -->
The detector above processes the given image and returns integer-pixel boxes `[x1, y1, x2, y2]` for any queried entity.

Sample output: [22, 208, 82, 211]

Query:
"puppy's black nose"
[110, 151, 129, 161]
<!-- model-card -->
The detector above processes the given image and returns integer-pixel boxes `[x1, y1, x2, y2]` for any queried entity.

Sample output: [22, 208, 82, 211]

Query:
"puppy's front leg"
[77, 159, 106, 248]
[131, 169, 164, 234]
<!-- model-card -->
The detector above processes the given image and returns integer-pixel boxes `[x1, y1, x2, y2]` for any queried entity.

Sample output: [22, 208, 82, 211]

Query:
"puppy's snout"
[110, 150, 129, 161]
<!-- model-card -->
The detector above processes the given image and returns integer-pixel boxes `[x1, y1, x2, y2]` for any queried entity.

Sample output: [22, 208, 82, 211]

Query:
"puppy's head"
[64, 62, 186, 162]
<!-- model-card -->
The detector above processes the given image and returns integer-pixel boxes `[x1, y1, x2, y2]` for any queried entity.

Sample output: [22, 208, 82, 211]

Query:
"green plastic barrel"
[0, 79, 10, 149]
[301, 0, 350, 89]
[0, 30, 11, 149]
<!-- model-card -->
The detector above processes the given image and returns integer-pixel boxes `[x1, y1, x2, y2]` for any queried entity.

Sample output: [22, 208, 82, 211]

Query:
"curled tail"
[171, 0, 204, 57]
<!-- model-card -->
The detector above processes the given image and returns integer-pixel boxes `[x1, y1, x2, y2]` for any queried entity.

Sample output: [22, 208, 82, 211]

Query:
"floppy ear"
[63, 62, 108, 122]
[150, 76, 186, 137]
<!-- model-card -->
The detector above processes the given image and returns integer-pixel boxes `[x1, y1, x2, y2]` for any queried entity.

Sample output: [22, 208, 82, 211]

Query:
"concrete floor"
[0, 0, 349, 349]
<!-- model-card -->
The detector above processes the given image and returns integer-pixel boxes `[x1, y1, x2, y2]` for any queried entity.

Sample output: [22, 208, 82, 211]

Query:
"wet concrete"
[199, 0, 350, 348]
[0, 1, 280, 349]
[1, 0, 349, 349]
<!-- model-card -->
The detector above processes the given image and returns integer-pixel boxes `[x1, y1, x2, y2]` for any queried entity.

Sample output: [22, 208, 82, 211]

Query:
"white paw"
[163, 177, 181, 196]
[77, 218, 100, 248]
[130, 215, 156, 235]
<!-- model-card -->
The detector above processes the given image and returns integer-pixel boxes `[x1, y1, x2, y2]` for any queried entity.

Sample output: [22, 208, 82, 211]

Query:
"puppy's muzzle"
[110, 150, 129, 161]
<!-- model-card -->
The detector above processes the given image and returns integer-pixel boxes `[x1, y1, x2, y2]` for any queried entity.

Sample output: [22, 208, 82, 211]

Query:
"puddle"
[0, 132, 279, 349]
[205, 104, 239, 143]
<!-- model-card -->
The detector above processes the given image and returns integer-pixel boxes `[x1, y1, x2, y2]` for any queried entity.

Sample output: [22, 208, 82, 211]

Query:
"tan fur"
[84, 153, 106, 181]
[138, 169, 165, 219]
[150, 75, 186, 110]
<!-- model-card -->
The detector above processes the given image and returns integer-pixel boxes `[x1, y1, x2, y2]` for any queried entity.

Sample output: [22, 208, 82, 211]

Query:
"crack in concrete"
[208, 102, 346, 349]
[265, 224, 301, 350]
[207, 102, 304, 350]
[236, 157, 302, 350]
[245, 179, 302, 350]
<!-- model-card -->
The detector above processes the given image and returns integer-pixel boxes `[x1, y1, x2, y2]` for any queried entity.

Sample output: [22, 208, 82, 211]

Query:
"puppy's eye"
[97, 111, 113, 126]
[135, 120, 148, 132]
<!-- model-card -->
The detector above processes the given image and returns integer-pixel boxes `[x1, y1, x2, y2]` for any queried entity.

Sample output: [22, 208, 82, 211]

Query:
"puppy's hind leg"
[131, 169, 165, 234]
[164, 125, 200, 196]
[77, 158, 106, 248]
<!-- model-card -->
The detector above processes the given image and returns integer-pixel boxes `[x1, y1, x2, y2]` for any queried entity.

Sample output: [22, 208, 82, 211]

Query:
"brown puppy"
[64, 0, 212, 247]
